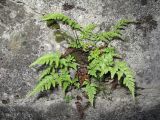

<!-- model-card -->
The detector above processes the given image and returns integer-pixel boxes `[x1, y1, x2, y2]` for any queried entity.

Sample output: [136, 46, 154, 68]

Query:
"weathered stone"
[0, 0, 160, 119]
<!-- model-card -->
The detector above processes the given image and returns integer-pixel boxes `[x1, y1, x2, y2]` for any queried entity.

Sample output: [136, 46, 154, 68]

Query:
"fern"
[29, 52, 79, 96]
[96, 31, 122, 42]
[88, 47, 117, 77]
[42, 13, 82, 31]
[59, 55, 78, 70]
[107, 61, 135, 98]
[42, 14, 132, 52]
[28, 13, 136, 108]
[80, 24, 97, 40]
[88, 48, 135, 98]
[83, 81, 97, 106]
[95, 19, 132, 42]
[113, 19, 132, 30]
[30, 52, 61, 67]
[27, 74, 56, 96]
[38, 66, 52, 80]
[114, 61, 135, 98]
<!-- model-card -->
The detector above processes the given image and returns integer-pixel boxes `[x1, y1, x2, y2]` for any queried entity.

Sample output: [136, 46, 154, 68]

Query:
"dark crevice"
[136, 14, 158, 37]
[141, 0, 147, 6]
[0, 0, 6, 6]
[63, 3, 75, 11]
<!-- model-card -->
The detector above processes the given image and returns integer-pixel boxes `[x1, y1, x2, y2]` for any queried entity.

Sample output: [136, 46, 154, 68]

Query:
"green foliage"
[113, 19, 132, 30]
[88, 48, 135, 98]
[82, 81, 97, 106]
[42, 13, 132, 52]
[28, 75, 55, 96]
[114, 61, 135, 98]
[29, 53, 60, 67]
[28, 13, 136, 107]
[42, 13, 82, 31]
[96, 31, 122, 42]
[80, 24, 97, 40]
[88, 47, 117, 77]
[38, 66, 52, 80]
[28, 52, 79, 97]
[95, 19, 131, 42]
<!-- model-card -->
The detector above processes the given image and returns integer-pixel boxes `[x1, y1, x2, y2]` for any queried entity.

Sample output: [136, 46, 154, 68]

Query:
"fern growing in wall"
[28, 13, 136, 108]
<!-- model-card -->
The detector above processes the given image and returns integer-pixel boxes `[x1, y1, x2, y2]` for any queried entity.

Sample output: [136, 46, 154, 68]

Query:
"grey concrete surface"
[0, 0, 160, 119]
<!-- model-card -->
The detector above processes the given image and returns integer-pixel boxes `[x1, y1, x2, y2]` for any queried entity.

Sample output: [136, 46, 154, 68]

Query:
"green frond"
[38, 66, 52, 80]
[28, 53, 78, 97]
[27, 75, 56, 97]
[83, 24, 97, 33]
[114, 61, 135, 98]
[113, 19, 131, 30]
[60, 55, 78, 70]
[88, 48, 101, 61]
[80, 24, 97, 40]
[62, 82, 70, 93]
[29, 14, 136, 105]
[95, 19, 132, 42]
[29, 52, 61, 67]
[29, 53, 54, 67]
[88, 47, 117, 78]
[83, 81, 97, 106]
[96, 31, 122, 42]
[88, 47, 135, 98]
[123, 77, 135, 99]
[42, 13, 82, 31]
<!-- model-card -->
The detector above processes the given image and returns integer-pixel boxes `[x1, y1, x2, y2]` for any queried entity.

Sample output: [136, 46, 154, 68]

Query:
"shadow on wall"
[141, 0, 158, 6]
[136, 14, 158, 37]
[97, 104, 160, 120]
[0, 103, 160, 120]
[0, 0, 6, 5]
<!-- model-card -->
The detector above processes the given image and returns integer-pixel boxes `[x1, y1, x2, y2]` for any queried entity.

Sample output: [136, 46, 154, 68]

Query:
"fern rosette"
[28, 13, 136, 107]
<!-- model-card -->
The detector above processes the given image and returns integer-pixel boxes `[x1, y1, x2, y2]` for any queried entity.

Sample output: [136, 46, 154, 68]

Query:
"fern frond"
[114, 61, 135, 98]
[29, 52, 61, 68]
[123, 77, 135, 98]
[88, 47, 135, 98]
[62, 82, 70, 92]
[88, 48, 101, 61]
[38, 66, 52, 80]
[95, 19, 132, 42]
[60, 55, 78, 70]
[42, 13, 82, 31]
[83, 81, 97, 106]
[113, 19, 131, 30]
[79, 24, 97, 42]
[80, 24, 97, 38]
[83, 24, 97, 33]
[88, 47, 117, 77]
[27, 75, 56, 96]
[96, 31, 122, 42]
[29, 53, 54, 67]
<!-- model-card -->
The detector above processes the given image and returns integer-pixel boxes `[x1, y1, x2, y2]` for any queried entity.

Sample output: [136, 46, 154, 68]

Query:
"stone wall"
[0, 0, 160, 119]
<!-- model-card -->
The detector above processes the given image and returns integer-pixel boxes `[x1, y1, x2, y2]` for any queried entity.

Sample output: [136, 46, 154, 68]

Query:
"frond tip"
[83, 81, 97, 106]
[27, 75, 56, 97]
[115, 61, 135, 98]
[42, 13, 82, 31]
[29, 52, 61, 67]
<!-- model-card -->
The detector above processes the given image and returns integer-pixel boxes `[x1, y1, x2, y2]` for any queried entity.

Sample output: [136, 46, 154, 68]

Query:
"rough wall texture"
[0, 0, 160, 120]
